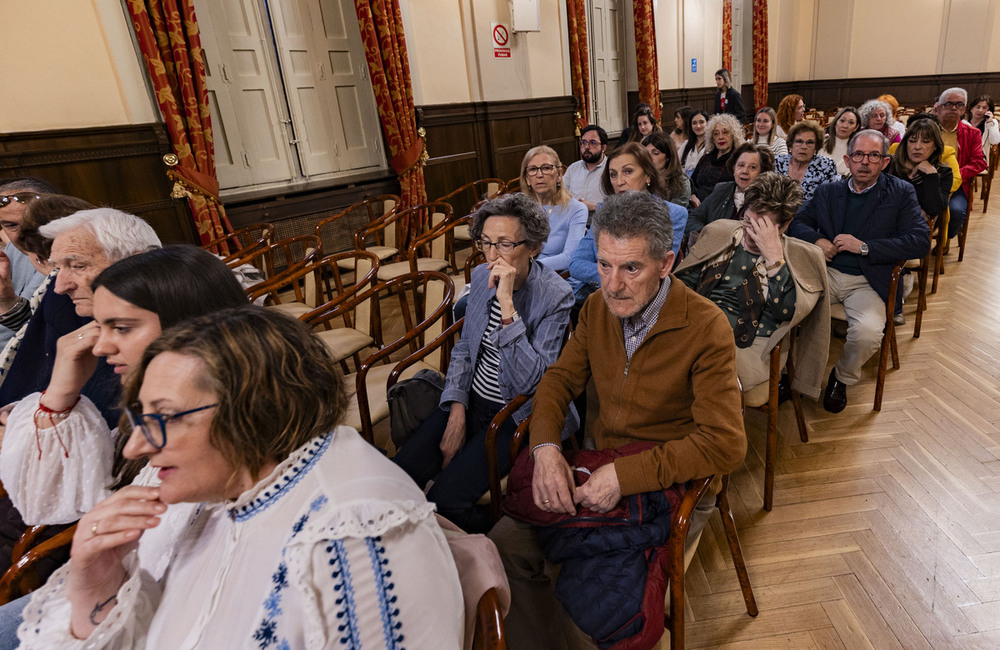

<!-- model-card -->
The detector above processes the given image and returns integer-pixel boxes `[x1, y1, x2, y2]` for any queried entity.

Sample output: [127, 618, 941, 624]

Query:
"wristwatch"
[859, 242, 869, 256]
[501, 310, 520, 326]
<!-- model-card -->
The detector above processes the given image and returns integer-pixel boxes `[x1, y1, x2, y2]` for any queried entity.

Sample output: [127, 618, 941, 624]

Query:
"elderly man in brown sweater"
[490, 190, 746, 648]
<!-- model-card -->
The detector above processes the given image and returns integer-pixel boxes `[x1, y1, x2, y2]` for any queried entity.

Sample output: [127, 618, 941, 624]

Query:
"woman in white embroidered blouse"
[19, 306, 464, 648]
[0, 246, 249, 528]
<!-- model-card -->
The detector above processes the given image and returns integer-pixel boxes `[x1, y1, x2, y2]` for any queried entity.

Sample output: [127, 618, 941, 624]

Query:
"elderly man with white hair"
[934, 87, 987, 241]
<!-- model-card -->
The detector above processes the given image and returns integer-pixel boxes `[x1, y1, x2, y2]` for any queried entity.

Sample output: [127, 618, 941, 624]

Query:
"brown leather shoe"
[823, 369, 848, 413]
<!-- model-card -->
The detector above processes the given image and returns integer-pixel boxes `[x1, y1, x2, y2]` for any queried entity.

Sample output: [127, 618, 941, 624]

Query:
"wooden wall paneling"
[0, 123, 197, 245]
[419, 102, 491, 210]
[483, 96, 578, 182]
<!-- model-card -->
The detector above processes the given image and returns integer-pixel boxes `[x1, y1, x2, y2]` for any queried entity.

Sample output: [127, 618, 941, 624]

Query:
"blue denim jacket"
[440, 260, 578, 437]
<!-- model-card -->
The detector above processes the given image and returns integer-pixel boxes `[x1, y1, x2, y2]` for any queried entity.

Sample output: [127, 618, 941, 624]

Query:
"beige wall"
[0, 0, 156, 132]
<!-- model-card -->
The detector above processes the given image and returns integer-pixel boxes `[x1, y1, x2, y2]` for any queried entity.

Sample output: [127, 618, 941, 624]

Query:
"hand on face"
[0, 251, 15, 308]
[488, 253, 518, 310]
[45, 321, 102, 412]
[743, 212, 783, 264]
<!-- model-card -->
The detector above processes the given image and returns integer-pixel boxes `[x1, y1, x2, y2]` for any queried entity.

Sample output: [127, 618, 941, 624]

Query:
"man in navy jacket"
[789, 130, 929, 412]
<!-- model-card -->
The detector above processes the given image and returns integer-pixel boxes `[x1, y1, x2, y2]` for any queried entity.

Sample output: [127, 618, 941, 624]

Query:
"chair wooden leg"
[717, 477, 758, 617]
[958, 211, 970, 262]
[913, 260, 928, 339]
[931, 223, 945, 293]
[791, 389, 808, 443]
[763, 409, 778, 512]
[874, 332, 891, 412]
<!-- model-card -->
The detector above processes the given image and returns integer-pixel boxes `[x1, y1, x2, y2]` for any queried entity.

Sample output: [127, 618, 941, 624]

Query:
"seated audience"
[691, 113, 746, 205]
[752, 107, 788, 156]
[789, 130, 930, 413]
[676, 172, 830, 398]
[686, 142, 775, 236]
[878, 94, 907, 140]
[859, 99, 902, 144]
[934, 87, 987, 241]
[681, 109, 710, 175]
[519, 145, 587, 273]
[0, 194, 94, 381]
[776, 94, 806, 139]
[562, 125, 610, 214]
[966, 95, 1000, 165]
[18, 306, 464, 648]
[642, 131, 692, 207]
[775, 120, 840, 202]
[394, 194, 575, 534]
[713, 68, 745, 121]
[670, 105, 694, 153]
[0, 179, 57, 352]
[490, 191, 746, 648]
[568, 144, 687, 306]
[618, 103, 661, 147]
[819, 107, 861, 177]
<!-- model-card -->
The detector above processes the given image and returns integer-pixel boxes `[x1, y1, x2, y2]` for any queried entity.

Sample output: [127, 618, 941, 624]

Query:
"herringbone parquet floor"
[686, 197, 1000, 649]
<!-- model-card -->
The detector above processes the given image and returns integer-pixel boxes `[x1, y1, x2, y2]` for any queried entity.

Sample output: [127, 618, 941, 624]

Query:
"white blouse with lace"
[17, 426, 465, 649]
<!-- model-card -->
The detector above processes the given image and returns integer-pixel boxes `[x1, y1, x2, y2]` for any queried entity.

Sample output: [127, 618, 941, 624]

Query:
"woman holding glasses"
[394, 194, 575, 534]
[518, 145, 587, 273]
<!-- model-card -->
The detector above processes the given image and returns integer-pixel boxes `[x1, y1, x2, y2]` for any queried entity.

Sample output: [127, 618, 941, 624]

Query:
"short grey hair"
[591, 191, 673, 261]
[848, 129, 890, 156]
[470, 193, 550, 249]
[857, 99, 896, 128]
[0, 178, 58, 195]
[39, 207, 161, 263]
[939, 87, 968, 104]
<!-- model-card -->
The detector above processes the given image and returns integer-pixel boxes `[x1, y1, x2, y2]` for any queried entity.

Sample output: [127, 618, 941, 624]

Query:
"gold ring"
[543, 499, 550, 504]
[91, 522, 99, 537]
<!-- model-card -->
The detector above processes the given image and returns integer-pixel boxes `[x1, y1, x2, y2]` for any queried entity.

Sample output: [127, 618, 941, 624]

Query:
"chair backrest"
[314, 194, 399, 254]
[504, 177, 520, 194]
[249, 250, 379, 315]
[228, 234, 323, 287]
[435, 178, 505, 217]
[202, 223, 274, 261]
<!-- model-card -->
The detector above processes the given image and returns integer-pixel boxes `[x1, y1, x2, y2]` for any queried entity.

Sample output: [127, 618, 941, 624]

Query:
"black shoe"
[823, 369, 848, 413]
[777, 373, 792, 404]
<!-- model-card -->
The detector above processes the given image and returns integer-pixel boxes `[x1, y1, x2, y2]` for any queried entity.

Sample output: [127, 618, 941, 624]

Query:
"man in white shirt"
[562, 125, 610, 214]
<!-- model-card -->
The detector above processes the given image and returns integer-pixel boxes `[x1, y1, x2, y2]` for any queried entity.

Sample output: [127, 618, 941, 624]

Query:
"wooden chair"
[0, 524, 77, 605]
[355, 203, 454, 281]
[931, 207, 948, 294]
[323, 270, 454, 445]
[435, 178, 505, 219]
[473, 588, 506, 649]
[226, 234, 322, 293]
[201, 222, 273, 261]
[829, 262, 904, 411]
[492, 419, 757, 650]
[742, 336, 808, 512]
[376, 206, 461, 283]
[504, 177, 520, 194]
[907, 211, 937, 338]
[975, 143, 999, 213]
[313, 194, 399, 265]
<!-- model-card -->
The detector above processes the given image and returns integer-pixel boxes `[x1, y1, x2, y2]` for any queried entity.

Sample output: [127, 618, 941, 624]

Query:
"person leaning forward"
[489, 190, 747, 649]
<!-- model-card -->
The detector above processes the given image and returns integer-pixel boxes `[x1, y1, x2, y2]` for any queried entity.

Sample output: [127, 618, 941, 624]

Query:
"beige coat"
[676, 219, 831, 400]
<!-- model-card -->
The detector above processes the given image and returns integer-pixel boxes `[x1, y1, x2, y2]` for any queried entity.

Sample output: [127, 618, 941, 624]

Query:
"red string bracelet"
[32, 391, 80, 459]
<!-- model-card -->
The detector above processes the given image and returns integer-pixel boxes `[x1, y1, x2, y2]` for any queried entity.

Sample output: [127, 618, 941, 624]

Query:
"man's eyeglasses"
[474, 239, 528, 254]
[580, 139, 602, 148]
[941, 101, 966, 110]
[125, 402, 218, 449]
[848, 151, 886, 163]
[525, 164, 557, 176]
[0, 193, 40, 209]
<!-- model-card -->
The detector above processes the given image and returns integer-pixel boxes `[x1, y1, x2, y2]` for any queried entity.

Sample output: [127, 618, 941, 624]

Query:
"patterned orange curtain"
[722, 0, 733, 72]
[354, 0, 427, 208]
[752, 0, 768, 110]
[125, 0, 231, 247]
[633, 0, 660, 122]
[567, 0, 591, 128]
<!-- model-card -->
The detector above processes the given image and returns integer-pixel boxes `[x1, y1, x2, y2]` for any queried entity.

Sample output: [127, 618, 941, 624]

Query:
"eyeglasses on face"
[125, 402, 218, 449]
[474, 239, 527, 254]
[848, 151, 885, 163]
[525, 164, 557, 176]
[0, 193, 40, 209]
[941, 101, 966, 110]
[580, 139, 602, 148]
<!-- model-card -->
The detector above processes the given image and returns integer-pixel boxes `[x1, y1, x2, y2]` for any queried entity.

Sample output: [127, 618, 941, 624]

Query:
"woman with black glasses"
[518, 145, 587, 273]
[394, 193, 575, 533]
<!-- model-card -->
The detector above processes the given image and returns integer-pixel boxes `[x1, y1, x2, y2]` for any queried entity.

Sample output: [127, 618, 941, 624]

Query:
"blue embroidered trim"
[232, 433, 332, 523]
[367, 536, 404, 649]
[331, 539, 362, 646]
[252, 495, 328, 649]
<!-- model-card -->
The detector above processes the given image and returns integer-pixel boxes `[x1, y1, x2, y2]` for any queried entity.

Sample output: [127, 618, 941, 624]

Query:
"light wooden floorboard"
[692, 198, 1000, 648]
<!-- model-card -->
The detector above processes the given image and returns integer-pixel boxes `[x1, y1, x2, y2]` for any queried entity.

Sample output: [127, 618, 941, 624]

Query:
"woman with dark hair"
[671, 105, 694, 152]
[819, 107, 861, 177]
[19, 306, 464, 648]
[713, 68, 745, 121]
[394, 193, 574, 533]
[967, 95, 1000, 163]
[751, 107, 788, 157]
[774, 121, 840, 202]
[889, 119, 953, 221]
[686, 142, 775, 236]
[690, 113, 746, 205]
[681, 109, 710, 175]
[776, 94, 806, 139]
[1, 245, 250, 529]
[618, 103, 662, 146]
[642, 131, 692, 207]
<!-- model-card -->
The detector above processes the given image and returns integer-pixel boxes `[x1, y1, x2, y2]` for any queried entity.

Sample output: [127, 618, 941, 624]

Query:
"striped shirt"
[471, 298, 506, 404]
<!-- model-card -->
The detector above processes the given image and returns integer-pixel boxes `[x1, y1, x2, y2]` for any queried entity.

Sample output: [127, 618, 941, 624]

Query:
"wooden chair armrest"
[473, 587, 506, 650]
[387, 318, 464, 389]
[666, 475, 715, 637]
[0, 523, 77, 605]
[485, 396, 531, 522]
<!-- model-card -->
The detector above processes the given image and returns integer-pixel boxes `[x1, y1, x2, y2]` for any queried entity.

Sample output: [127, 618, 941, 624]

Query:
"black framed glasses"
[125, 402, 218, 449]
[525, 164, 557, 176]
[848, 151, 885, 163]
[580, 139, 602, 148]
[474, 239, 528, 254]
[0, 193, 40, 209]
[941, 101, 966, 110]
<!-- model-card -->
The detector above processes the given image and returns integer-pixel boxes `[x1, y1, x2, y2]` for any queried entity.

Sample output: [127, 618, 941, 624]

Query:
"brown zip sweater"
[529, 275, 747, 496]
